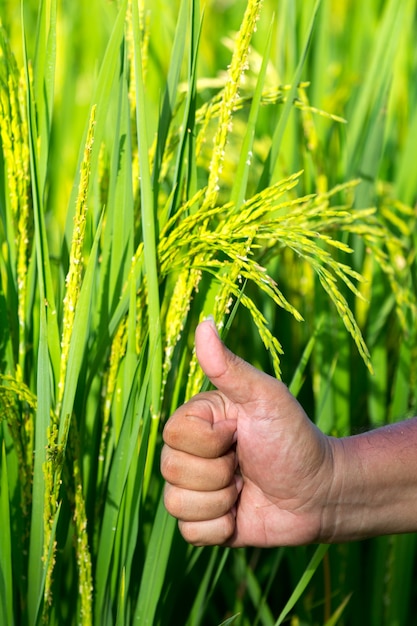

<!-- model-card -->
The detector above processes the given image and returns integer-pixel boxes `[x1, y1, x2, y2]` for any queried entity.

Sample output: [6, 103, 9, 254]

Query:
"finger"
[161, 446, 237, 491]
[163, 481, 239, 522]
[178, 512, 236, 546]
[163, 410, 236, 458]
[195, 318, 275, 405]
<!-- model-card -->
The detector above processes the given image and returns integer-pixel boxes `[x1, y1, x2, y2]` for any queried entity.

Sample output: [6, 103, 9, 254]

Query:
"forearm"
[323, 417, 417, 542]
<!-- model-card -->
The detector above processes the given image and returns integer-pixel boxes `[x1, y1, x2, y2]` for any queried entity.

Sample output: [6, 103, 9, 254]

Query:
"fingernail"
[204, 314, 219, 337]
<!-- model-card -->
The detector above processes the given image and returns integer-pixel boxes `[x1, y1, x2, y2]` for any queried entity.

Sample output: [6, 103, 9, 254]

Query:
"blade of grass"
[218, 617, 241, 626]
[21, 0, 60, 384]
[323, 594, 351, 626]
[186, 547, 230, 626]
[104, 43, 134, 311]
[110, 283, 147, 622]
[152, 0, 190, 204]
[133, 493, 177, 625]
[230, 17, 274, 208]
[253, 549, 285, 626]
[258, 0, 321, 189]
[233, 549, 276, 626]
[63, 0, 128, 249]
[288, 324, 318, 397]
[368, 532, 417, 626]
[383, 535, 417, 626]
[0, 440, 13, 626]
[395, 104, 417, 204]
[332, 319, 351, 435]
[274, 544, 329, 626]
[366, 264, 392, 427]
[22, 5, 57, 620]
[345, 0, 406, 178]
[389, 331, 414, 422]
[131, 0, 164, 507]
[94, 355, 152, 622]
[165, 0, 202, 221]
[131, 0, 162, 419]
[32, 0, 56, 190]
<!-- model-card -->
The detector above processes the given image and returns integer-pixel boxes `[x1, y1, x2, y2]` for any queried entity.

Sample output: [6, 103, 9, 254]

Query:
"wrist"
[320, 419, 417, 543]
[319, 436, 366, 542]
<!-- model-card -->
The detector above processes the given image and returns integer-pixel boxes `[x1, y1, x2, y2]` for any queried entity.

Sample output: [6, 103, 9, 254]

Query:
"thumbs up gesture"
[161, 318, 335, 547]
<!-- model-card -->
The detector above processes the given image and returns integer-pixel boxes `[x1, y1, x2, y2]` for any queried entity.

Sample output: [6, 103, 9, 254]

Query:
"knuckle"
[216, 514, 236, 544]
[160, 447, 179, 483]
[215, 454, 235, 489]
[164, 482, 237, 523]
[179, 522, 202, 545]
[161, 445, 236, 493]
[181, 523, 209, 546]
[208, 484, 238, 519]
[163, 484, 181, 517]
[162, 417, 182, 448]
[179, 514, 235, 546]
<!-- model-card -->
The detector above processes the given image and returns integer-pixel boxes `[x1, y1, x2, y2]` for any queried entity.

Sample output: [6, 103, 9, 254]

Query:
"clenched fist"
[161, 319, 417, 547]
[161, 318, 334, 547]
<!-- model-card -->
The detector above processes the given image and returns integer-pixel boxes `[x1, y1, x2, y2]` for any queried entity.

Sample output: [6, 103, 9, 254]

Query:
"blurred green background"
[0, 0, 416, 624]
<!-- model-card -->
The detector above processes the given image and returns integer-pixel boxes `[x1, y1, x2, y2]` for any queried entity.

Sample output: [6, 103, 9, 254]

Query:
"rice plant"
[0, 0, 416, 624]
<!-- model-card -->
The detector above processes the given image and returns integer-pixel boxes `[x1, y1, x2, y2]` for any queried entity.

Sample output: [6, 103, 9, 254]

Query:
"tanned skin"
[161, 319, 417, 547]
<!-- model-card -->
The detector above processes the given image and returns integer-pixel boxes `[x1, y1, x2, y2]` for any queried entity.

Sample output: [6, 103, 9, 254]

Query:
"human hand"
[161, 318, 335, 547]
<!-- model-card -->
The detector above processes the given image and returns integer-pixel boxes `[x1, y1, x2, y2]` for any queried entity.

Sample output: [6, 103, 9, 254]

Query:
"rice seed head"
[101, 317, 128, 454]
[69, 426, 93, 625]
[161, 267, 202, 396]
[202, 0, 263, 212]
[0, 376, 35, 516]
[0, 64, 31, 374]
[42, 411, 72, 615]
[57, 105, 96, 413]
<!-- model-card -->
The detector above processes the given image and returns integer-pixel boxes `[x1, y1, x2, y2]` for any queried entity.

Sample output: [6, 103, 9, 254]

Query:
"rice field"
[0, 0, 416, 624]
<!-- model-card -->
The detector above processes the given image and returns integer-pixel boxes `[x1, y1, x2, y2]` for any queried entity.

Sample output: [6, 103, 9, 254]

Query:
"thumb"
[195, 318, 273, 404]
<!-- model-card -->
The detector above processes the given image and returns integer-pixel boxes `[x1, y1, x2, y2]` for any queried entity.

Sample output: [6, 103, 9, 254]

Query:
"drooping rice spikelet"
[0, 376, 35, 517]
[175, 174, 405, 397]
[161, 266, 202, 396]
[379, 197, 417, 330]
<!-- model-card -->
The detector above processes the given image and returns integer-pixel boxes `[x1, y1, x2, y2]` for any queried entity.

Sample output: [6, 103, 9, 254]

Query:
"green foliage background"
[0, 0, 416, 624]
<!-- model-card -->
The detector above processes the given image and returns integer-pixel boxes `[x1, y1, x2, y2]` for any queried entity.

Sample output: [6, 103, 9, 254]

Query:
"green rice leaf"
[0, 441, 13, 626]
[258, 0, 322, 189]
[274, 544, 329, 626]
[133, 494, 177, 625]
[132, 0, 162, 417]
